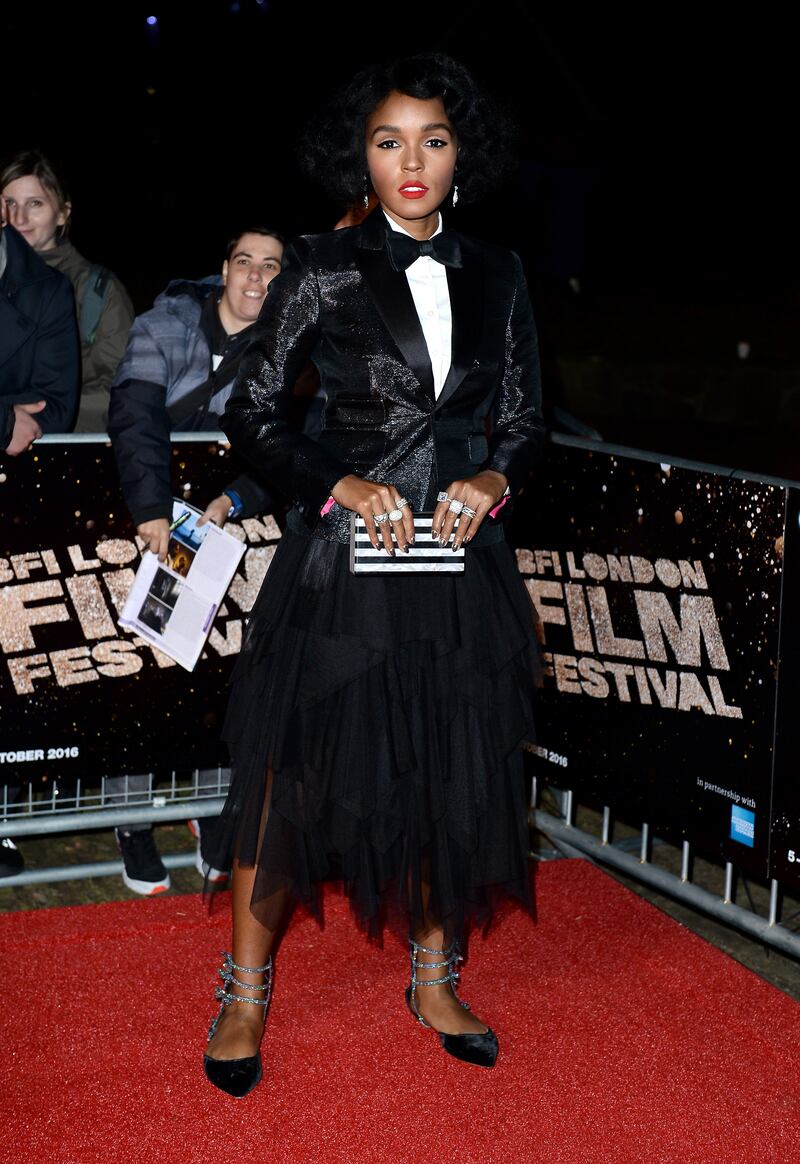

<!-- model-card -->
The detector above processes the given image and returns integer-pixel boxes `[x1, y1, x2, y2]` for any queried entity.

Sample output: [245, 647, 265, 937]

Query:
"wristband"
[226, 489, 244, 519]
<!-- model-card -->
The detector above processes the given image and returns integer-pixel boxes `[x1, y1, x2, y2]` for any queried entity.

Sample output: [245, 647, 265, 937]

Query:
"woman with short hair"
[204, 51, 544, 1098]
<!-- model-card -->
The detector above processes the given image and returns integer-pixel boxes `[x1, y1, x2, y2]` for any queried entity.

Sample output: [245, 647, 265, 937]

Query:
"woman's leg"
[206, 858, 287, 1060]
[410, 922, 489, 1036]
[206, 766, 287, 1061]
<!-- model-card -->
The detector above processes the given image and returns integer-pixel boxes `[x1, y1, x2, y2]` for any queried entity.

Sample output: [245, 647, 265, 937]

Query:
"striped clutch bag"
[350, 513, 465, 574]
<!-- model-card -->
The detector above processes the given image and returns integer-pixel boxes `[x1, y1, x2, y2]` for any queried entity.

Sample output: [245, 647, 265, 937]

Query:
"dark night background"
[5, 1, 796, 475]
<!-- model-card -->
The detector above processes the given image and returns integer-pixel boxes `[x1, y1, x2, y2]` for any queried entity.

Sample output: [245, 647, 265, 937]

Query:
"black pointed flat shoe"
[203, 1050, 263, 1098]
[203, 951, 272, 1098]
[405, 941, 499, 1069]
[439, 1026, 499, 1068]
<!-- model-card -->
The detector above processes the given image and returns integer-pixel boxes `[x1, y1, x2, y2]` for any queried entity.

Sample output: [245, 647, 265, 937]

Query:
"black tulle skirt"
[209, 514, 541, 941]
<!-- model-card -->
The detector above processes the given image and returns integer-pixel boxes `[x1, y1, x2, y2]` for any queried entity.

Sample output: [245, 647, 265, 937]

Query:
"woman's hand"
[137, 518, 170, 562]
[433, 470, 509, 549]
[198, 494, 233, 528]
[331, 473, 414, 554]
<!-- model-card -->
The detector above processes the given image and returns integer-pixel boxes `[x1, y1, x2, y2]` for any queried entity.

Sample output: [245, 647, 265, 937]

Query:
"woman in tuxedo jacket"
[203, 52, 544, 1097]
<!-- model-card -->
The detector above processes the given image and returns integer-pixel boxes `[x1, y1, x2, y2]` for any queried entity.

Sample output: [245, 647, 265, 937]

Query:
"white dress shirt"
[383, 212, 452, 399]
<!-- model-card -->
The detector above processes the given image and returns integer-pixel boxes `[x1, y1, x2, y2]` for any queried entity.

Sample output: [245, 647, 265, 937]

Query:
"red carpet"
[3, 860, 799, 1164]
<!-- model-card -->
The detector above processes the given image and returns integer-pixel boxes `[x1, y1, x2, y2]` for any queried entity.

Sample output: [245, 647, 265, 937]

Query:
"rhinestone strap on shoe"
[407, 939, 469, 1028]
[207, 951, 273, 1041]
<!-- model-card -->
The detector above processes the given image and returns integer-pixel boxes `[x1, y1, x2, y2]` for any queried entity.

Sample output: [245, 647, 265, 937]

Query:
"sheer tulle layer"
[210, 521, 540, 940]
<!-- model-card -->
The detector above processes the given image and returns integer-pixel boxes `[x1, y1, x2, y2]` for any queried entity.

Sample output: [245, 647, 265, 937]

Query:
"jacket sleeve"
[29, 274, 80, 434]
[107, 317, 173, 526]
[223, 390, 326, 517]
[223, 239, 351, 524]
[480, 252, 545, 494]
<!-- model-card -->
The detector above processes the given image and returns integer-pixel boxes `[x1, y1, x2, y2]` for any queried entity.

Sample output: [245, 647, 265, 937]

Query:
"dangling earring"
[362, 177, 370, 209]
[452, 184, 459, 207]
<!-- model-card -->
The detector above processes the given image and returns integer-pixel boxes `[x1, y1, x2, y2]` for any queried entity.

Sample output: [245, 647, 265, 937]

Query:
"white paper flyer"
[118, 499, 247, 671]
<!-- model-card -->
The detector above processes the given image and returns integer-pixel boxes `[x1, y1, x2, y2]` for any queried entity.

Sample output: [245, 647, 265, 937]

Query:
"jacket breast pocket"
[324, 395, 385, 430]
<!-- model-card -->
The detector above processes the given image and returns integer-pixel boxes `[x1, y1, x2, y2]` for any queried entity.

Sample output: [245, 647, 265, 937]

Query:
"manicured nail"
[452, 543, 460, 552]
[402, 545, 410, 553]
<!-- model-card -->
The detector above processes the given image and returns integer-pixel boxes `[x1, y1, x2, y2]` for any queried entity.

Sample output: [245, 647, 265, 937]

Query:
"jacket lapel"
[355, 209, 435, 402]
[434, 243, 483, 411]
[356, 249, 435, 402]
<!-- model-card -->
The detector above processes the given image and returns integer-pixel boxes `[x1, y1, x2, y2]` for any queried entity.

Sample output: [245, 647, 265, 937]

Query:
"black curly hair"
[299, 52, 517, 208]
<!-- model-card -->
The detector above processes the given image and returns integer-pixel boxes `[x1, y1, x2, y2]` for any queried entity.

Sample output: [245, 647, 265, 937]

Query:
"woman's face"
[0, 175, 68, 252]
[366, 91, 457, 233]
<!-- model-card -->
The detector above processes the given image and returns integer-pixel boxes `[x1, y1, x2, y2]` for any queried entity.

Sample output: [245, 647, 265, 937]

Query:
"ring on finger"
[373, 512, 389, 525]
[436, 491, 449, 503]
[396, 497, 410, 509]
[461, 505, 477, 519]
[388, 508, 403, 522]
[448, 499, 464, 515]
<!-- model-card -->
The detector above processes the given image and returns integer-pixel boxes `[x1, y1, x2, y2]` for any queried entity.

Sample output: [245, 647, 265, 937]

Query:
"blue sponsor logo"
[730, 805, 755, 848]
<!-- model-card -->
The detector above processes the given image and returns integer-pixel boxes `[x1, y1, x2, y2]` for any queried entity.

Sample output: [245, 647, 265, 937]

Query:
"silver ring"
[448, 499, 464, 515]
[436, 491, 449, 503]
[373, 512, 389, 525]
[396, 497, 410, 509]
[461, 505, 477, 519]
[388, 509, 403, 522]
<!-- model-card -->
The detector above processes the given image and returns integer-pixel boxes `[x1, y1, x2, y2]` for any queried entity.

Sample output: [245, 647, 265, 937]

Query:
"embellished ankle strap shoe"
[405, 939, 499, 1069]
[203, 951, 273, 1098]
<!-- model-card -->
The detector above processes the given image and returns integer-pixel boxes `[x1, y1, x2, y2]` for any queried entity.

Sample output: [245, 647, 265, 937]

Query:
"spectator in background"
[0, 199, 80, 876]
[106, 226, 322, 897]
[1, 201, 79, 452]
[108, 227, 290, 558]
[1, 150, 135, 431]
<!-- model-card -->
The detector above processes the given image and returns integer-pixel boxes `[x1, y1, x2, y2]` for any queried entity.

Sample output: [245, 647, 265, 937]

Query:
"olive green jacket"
[42, 240, 134, 431]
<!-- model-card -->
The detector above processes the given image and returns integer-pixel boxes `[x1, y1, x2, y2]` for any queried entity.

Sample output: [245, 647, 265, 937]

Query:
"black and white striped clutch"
[350, 513, 465, 574]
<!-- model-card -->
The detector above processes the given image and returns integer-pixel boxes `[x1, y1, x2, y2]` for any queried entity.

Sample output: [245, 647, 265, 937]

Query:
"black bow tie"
[384, 228, 463, 272]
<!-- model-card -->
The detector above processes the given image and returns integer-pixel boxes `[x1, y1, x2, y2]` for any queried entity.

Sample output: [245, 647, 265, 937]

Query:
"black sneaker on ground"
[187, 818, 229, 885]
[115, 827, 171, 896]
[0, 837, 24, 878]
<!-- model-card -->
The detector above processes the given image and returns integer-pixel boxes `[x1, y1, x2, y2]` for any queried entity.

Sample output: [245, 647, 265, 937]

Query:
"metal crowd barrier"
[2, 429, 800, 977]
[0, 769, 229, 887]
[530, 777, 800, 962]
[0, 431, 236, 889]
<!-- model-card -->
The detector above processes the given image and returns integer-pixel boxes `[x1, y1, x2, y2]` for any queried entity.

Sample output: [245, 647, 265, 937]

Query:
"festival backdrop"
[2, 435, 800, 892]
[0, 437, 278, 784]
[512, 438, 798, 889]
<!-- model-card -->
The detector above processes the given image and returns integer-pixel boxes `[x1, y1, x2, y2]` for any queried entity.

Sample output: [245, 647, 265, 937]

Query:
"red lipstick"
[398, 182, 429, 199]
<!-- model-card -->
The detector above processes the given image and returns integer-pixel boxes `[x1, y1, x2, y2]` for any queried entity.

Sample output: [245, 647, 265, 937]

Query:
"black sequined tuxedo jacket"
[223, 208, 544, 542]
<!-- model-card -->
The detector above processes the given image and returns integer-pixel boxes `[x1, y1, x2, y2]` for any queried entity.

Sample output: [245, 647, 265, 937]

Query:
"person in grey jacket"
[105, 225, 322, 896]
[108, 227, 303, 560]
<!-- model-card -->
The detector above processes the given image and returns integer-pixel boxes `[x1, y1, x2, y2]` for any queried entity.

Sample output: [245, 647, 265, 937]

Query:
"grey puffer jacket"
[107, 278, 321, 527]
